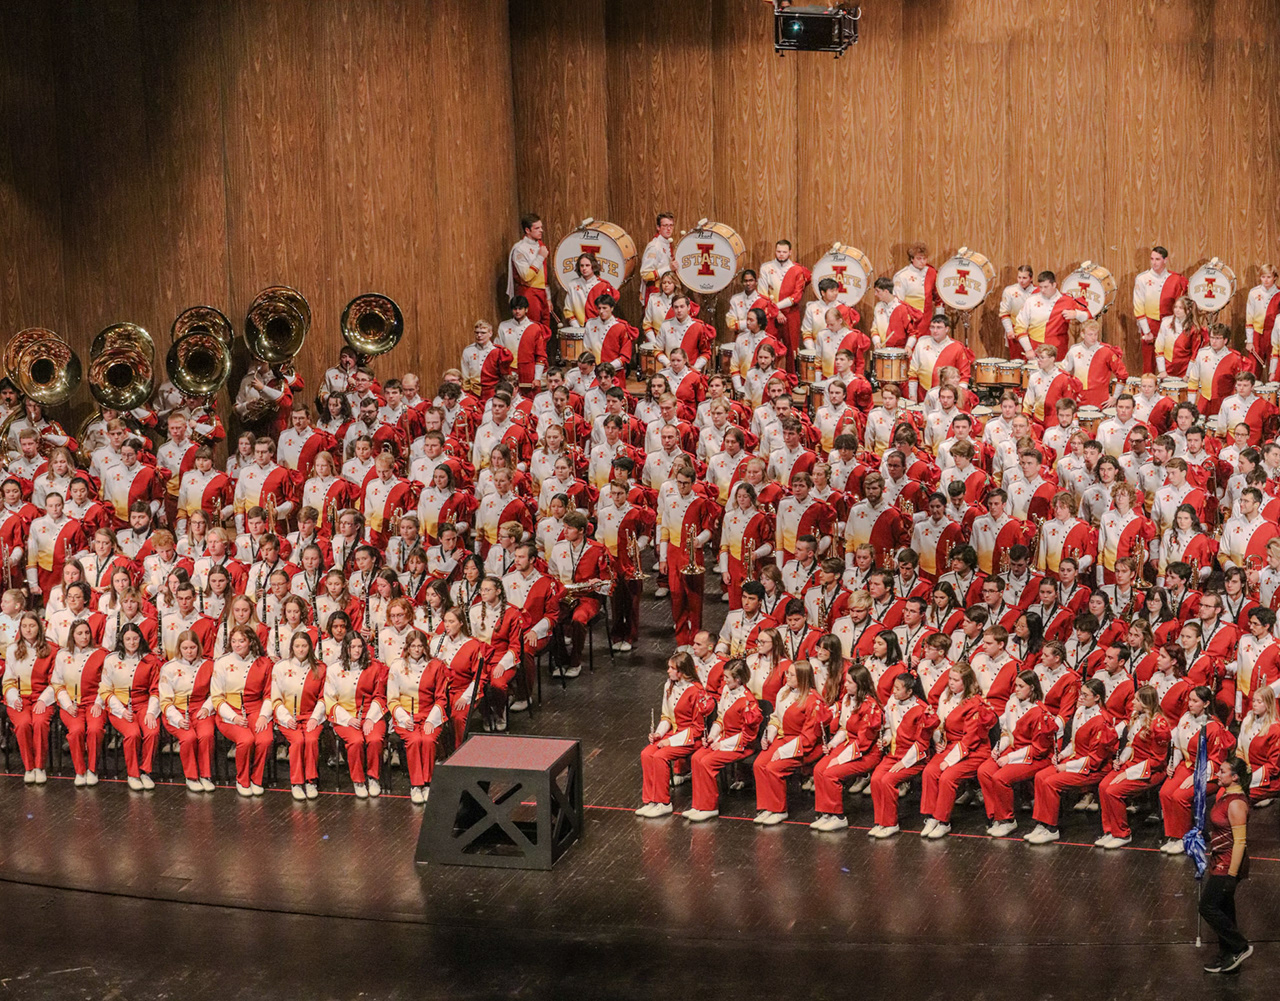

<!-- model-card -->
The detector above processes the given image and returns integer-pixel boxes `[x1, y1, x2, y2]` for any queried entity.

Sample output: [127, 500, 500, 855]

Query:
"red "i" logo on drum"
[1203, 277, 1217, 299]
[954, 268, 970, 297]
[696, 243, 716, 276]
[830, 265, 849, 292]
[580, 243, 602, 259]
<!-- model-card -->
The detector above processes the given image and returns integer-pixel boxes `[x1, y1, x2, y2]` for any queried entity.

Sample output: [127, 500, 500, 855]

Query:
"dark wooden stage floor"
[1, 588, 1277, 1000]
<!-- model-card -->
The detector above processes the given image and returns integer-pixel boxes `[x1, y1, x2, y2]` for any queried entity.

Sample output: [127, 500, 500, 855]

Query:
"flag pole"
[1196, 881, 1203, 948]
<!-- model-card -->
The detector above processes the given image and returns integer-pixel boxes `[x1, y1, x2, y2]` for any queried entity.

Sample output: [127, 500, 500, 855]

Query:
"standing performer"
[758, 240, 811, 372]
[507, 213, 551, 327]
[893, 243, 942, 346]
[1245, 263, 1279, 378]
[639, 212, 675, 305]
[1014, 271, 1088, 361]
[1199, 756, 1254, 975]
[659, 465, 716, 650]
[1134, 246, 1189, 376]
[999, 265, 1036, 361]
[1061, 320, 1126, 408]
[1189, 324, 1244, 418]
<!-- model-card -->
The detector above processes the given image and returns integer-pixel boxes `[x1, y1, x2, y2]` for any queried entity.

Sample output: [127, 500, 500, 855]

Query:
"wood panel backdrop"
[1, 0, 1278, 438]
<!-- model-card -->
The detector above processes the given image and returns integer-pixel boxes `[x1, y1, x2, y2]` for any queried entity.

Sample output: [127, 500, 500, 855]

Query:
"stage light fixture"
[773, 4, 860, 57]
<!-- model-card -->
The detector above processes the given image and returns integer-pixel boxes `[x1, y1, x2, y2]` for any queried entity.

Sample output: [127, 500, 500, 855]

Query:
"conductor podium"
[416, 735, 583, 870]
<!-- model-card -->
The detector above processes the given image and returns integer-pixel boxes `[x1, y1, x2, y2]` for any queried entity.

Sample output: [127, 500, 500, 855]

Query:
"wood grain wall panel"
[509, 0, 608, 243]
[796, 1, 903, 327]
[0, 2, 65, 333]
[711, 0, 797, 274]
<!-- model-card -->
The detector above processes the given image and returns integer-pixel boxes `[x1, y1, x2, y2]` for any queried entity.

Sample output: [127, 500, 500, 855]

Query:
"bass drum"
[1061, 261, 1118, 318]
[554, 219, 638, 292]
[936, 248, 996, 311]
[1188, 258, 1238, 315]
[675, 220, 746, 294]
[810, 243, 873, 307]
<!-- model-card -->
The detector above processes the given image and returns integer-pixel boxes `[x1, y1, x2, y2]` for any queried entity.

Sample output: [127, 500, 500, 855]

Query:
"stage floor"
[1, 588, 1276, 1000]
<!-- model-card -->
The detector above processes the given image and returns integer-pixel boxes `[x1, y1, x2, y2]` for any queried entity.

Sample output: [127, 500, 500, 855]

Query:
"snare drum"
[1261, 382, 1280, 407]
[717, 342, 736, 377]
[937, 248, 996, 311]
[810, 244, 874, 306]
[638, 344, 659, 377]
[1159, 378, 1189, 403]
[1077, 406, 1104, 436]
[555, 220, 638, 291]
[1020, 361, 1037, 389]
[1188, 258, 1238, 314]
[797, 349, 818, 386]
[873, 348, 909, 384]
[1061, 261, 1118, 317]
[559, 325, 585, 363]
[675, 221, 746, 294]
[974, 357, 1004, 386]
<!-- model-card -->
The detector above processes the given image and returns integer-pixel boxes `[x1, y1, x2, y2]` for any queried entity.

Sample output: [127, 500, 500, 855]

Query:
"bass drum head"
[937, 252, 995, 310]
[810, 245, 873, 306]
[1061, 265, 1116, 318]
[1188, 261, 1238, 314]
[675, 223, 744, 294]
[555, 222, 638, 292]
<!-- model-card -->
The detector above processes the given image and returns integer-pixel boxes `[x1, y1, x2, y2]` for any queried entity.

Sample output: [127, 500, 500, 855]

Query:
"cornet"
[627, 534, 649, 582]
[681, 529, 706, 576]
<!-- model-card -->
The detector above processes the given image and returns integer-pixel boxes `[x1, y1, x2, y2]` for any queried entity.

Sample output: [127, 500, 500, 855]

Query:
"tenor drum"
[873, 348, 909, 383]
[1020, 361, 1037, 389]
[797, 349, 818, 386]
[638, 344, 659, 377]
[1188, 258, 1238, 314]
[1077, 406, 1104, 436]
[1261, 382, 1280, 407]
[1061, 261, 1118, 318]
[554, 219, 638, 291]
[971, 404, 994, 430]
[1126, 376, 1143, 392]
[974, 357, 1004, 386]
[559, 326, 585, 363]
[1159, 378, 1189, 403]
[810, 244, 874, 306]
[675, 221, 746, 294]
[936, 248, 996, 311]
[717, 342, 737, 377]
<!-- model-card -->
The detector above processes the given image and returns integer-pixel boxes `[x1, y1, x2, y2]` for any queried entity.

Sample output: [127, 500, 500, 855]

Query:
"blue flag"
[1182, 731, 1210, 879]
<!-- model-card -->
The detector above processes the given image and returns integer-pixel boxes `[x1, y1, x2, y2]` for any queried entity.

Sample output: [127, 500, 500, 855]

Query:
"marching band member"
[26, 492, 83, 599]
[999, 265, 1036, 359]
[1158, 685, 1235, 853]
[809, 665, 883, 831]
[1095, 684, 1172, 848]
[387, 628, 448, 804]
[1135, 247, 1189, 375]
[3, 612, 58, 784]
[210, 624, 274, 796]
[47, 619, 107, 787]
[270, 631, 326, 800]
[658, 464, 715, 650]
[1154, 295, 1204, 378]
[654, 295, 714, 373]
[868, 671, 937, 838]
[752, 659, 827, 826]
[908, 314, 970, 404]
[1035, 491, 1096, 578]
[460, 321, 513, 403]
[507, 213, 551, 326]
[160, 629, 216, 793]
[978, 671, 1057, 838]
[871, 276, 921, 352]
[636, 652, 709, 818]
[639, 212, 675, 304]
[498, 295, 551, 390]
[100, 623, 162, 792]
[1014, 271, 1086, 360]
[1062, 319, 1126, 408]
[1237, 687, 1280, 805]
[919, 663, 998, 838]
[324, 632, 388, 797]
[758, 240, 810, 370]
[681, 659, 762, 822]
[1189, 323, 1244, 417]
[1245, 263, 1279, 377]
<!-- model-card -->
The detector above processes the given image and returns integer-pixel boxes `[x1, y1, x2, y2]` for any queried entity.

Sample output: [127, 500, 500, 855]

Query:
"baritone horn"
[341, 293, 403, 360]
[244, 285, 310, 365]
[168, 306, 233, 398]
[89, 322, 156, 410]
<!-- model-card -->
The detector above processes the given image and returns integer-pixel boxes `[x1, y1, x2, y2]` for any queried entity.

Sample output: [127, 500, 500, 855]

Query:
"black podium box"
[415, 734, 582, 870]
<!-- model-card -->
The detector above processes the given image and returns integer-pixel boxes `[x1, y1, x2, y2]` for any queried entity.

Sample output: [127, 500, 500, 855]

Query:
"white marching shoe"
[1072, 792, 1099, 812]
[127, 775, 144, 792]
[200, 777, 216, 792]
[236, 783, 253, 797]
[353, 783, 369, 799]
[367, 778, 381, 797]
[73, 773, 86, 788]
[1105, 835, 1131, 849]
[410, 787, 424, 805]
[85, 771, 99, 787]
[920, 818, 939, 838]
[304, 782, 318, 799]
[23, 770, 35, 785]
[647, 802, 673, 817]
[188, 779, 204, 793]
[987, 820, 1017, 838]
[291, 785, 306, 801]
[1024, 825, 1060, 844]
[250, 783, 264, 797]
[926, 822, 951, 840]
[682, 808, 718, 822]
[869, 825, 900, 839]
[759, 811, 788, 826]
[1160, 838, 1185, 855]
[139, 773, 155, 790]
[33, 768, 47, 785]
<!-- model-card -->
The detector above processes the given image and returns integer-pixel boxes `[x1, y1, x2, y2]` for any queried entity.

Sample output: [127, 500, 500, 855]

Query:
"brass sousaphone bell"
[168, 305, 233, 398]
[244, 285, 311, 365]
[89, 322, 156, 410]
[5, 326, 82, 406]
[341, 292, 404, 359]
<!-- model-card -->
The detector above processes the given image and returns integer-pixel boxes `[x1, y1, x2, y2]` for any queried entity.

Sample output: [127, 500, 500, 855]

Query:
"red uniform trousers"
[6, 700, 54, 771]
[277, 722, 320, 786]
[921, 753, 988, 822]
[753, 741, 816, 813]
[163, 495, 180, 535]
[668, 564, 704, 647]
[870, 756, 928, 827]
[1141, 337, 1155, 377]
[612, 579, 642, 644]
[521, 635, 551, 696]
[690, 745, 752, 811]
[163, 714, 216, 781]
[1216, 679, 1235, 723]
[333, 720, 385, 784]
[393, 720, 443, 787]
[1097, 768, 1162, 839]
[1159, 763, 1217, 838]
[518, 286, 551, 328]
[640, 740, 695, 805]
[108, 708, 160, 777]
[487, 661, 515, 717]
[977, 757, 1051, 822]
[1032, 766, 1103, 827]
[559, 596, 600, 669]
[778, 307, 801, 372]
[813, 746, 882, 815]
[215, 717, 273, 787]
[61, 707, 105, 776]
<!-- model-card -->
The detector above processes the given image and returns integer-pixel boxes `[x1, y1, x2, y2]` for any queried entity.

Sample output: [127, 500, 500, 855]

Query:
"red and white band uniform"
[999, 280, 1036, 359]
[759, 257, 811, 367]
[502, 566, 562, 686]
[911, 512, 964, 582]
[1188, 343, 1243, 417]
[844, 495, 910, 569]
[100, 459, 163, 527]
[1236, 709, 1280, 802]
[1159, 710, 1235, 839]
[1036, 515, 1096, 578]
[1154, 315, 1202, 378]
[508, 233, 550, 325]
[970, 508, 1023, 577]
[26, 513, 83, 597]
[1031, 701, 1117, 827]
[639, 231, 673, 304]
[753, 685, 829, 814]
[812, 695, 884, 815]
[1062, 341, 1127, 408]
[659, 489, 715, 647]
[324, 656, 389, 785]
[363, 474, 413, 547]
[920, 691, 998, 824]
[155, 435, 198, 524]
[49, 646, 108, 779]
[1097, 709, 1173, 840]
[387, 652, 449, 789]
[268, 657, 326, 788]
[640, 677, 710, 805]
[1134, 266, 1188, 373]
[871, 295, 920, 351]
[908, 334, 971, 402]
[159, 653, 215, 784]
[177, 467, 233, 531]
[1014, 290, 1081, 360]
[978, 694, 1058, 823]
[100, 650, 162, 779]
[774, 494, 829, 566]
[892, 262, 941, 343]
[2, 641, 59, 774]
[276, 425, 330, 480]
[1217, 390, 1272, 447]
[210, 651, 275, 790]
[1245, 280, 1280, 374]
[468, 598, 522, 715]
[969, 648, 1020, 709]
[718, 507, 771, 611]
[1022, 365, 1076, 426]
[689, 685, 764, 813]
[656, 315, 714, 372]
[233, 459, 293, 533]
[869, 692, 937, 829]
[497, 316, 550, 388]
[459, 342, 513, 403]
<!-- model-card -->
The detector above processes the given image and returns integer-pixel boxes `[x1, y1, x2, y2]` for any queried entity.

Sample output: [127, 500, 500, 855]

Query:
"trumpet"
[265, 492, 278, 530]
[627, 534, 649, 582]
[681, 529, 706, 576]
[744, 539, 756, 582]
[563, 407, 576, 447]
[327, 499, 339, 535]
